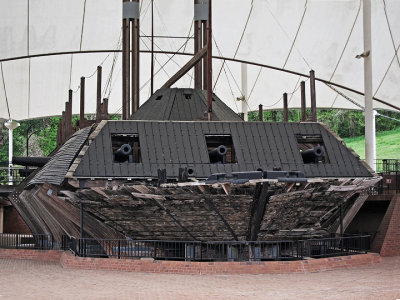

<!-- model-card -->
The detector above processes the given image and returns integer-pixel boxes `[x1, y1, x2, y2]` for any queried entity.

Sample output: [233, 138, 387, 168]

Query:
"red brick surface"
[0, 249, 382, 275]
[60, 252, 381, 275]
[0, 249, 62, 262]
[372, 195, 400, 256]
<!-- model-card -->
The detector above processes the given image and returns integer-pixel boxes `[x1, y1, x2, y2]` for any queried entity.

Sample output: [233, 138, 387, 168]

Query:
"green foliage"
[344, 127, 400, 159]
[0, 117, 60, 163]
[249, 109, 400, 138]
[0, 108, 398, 164]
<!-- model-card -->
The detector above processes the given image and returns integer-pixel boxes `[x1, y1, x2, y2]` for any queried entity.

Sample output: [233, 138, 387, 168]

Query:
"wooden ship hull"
[9, 110, 379, 244]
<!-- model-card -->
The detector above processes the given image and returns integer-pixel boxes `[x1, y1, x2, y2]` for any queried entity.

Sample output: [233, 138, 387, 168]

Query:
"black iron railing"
[375, 159, 400, 174]
[375, 174, 400, 194]
[63, 235, 370, 261]
[297, 235, 370, 259]
[0, 233, 371, 260]
[0, 167, 35, 185]
[201, 240, 295, 261]
[0, 234, 53, 250]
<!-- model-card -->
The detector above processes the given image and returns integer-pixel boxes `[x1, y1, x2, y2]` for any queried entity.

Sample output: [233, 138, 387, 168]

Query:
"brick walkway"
[1, 257, 400, 299]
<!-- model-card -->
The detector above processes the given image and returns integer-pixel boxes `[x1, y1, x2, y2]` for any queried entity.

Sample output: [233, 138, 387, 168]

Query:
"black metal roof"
[131, 88, 243, 121]
[72, 121, 372, 179]
[27, 127, 91, 188]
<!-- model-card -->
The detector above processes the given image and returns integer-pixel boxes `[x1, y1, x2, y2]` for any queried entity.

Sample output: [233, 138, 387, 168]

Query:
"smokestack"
[310, 70, 317, 122]
[132, 0, 140, 113]
[80, 76, 85, 128]
[96, 66, 102, 121]
[122, 0, 131, 120]
[283, 93, 288, 122]
[301, 80, 306, 122]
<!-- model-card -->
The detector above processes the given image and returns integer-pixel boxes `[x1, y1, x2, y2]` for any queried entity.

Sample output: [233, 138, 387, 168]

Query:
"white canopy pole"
[363, 0, 376, 171]
[241, 63, 248, 121]
[4, 119, 20, 185]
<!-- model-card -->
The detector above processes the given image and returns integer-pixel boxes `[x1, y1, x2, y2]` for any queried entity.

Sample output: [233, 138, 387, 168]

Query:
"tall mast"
[122, 0, 131, 120]
[122, 0, 140, 119]
[151, 0, 154, 95]
[132, 0, 140, 113]
[194, 0, 205, 89]
[206, 0, 212, 120]
[241, 63, 248, 121]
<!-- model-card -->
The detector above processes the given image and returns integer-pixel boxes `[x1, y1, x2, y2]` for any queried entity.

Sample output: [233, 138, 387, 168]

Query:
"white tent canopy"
[0, 0, 399, 120]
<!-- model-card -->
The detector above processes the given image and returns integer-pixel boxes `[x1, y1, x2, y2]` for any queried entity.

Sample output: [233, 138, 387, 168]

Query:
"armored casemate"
[8, 87, 378, 244]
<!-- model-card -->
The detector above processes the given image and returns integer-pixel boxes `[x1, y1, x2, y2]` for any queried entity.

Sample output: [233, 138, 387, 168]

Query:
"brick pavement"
[1, 257, 400, 299]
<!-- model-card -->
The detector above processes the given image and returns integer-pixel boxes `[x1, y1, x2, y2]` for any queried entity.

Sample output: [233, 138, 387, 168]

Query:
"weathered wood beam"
[194, 18, 202, 89]
[131, 0, 140, 113]
[301, 80, 307, 121]
[80, 76, 85, 128]
[161, 46, 207, 89]
[96, 66, 102, 122]
[310, 70, 317, 122]
[283, 92, 288, 122]
[205, 197, 239, 241]
[248, 182, 270, 241]
[122, 0, 131, 120]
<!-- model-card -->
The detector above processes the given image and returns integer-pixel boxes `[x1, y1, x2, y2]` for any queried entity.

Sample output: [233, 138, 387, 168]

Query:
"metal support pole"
[241, 63, 248, 121]
[0, 206, 4, 233]
[150, 0, 154, 95]
[122, 0, 130, 120]
[259, 104, 263, 121]
[203, 20, 208, 91]
[340, 203, 344, 237]
[132, 0, 140, 114]
[206, 0, 212, 119]
[340, 203, 344, 253]
[80, 202, 83, 239]
[67, 89, 73, 137]
[283, 93, 288, 122]
[301, 81, 306, 122]
[194, 19, 202, 89]
[96, 66, 102, 121]
[8, 128, 13, 185]
[310, 70, 317, 122]
[363, 0, 376, 171]
[194, 25, 203, 90]
[80, 76, 85, 128]
[5, 120, 20, 185]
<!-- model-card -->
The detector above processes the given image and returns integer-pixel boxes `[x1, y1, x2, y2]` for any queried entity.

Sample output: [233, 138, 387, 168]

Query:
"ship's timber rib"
[150, 197, 198, 241]
[161, 46, 207, 89]
[337, 192, 369, 234]
[248, 182, 270, 241]
[127, 186, 199, 240]
[205, 197, 239, 241]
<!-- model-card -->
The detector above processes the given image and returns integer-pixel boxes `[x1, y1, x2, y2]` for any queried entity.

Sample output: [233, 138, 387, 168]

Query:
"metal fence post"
[118, 240, 121, 259]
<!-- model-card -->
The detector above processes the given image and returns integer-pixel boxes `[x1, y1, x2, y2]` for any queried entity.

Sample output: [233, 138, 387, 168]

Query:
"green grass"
[343, 127, 400, 159]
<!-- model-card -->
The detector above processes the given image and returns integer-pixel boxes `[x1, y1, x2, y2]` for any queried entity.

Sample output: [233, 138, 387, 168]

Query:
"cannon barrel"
[209, 145, 227, 163]
[12, 156, 50, 167]
[301, 146, 324, 163]
[114, 144, 132, 162]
